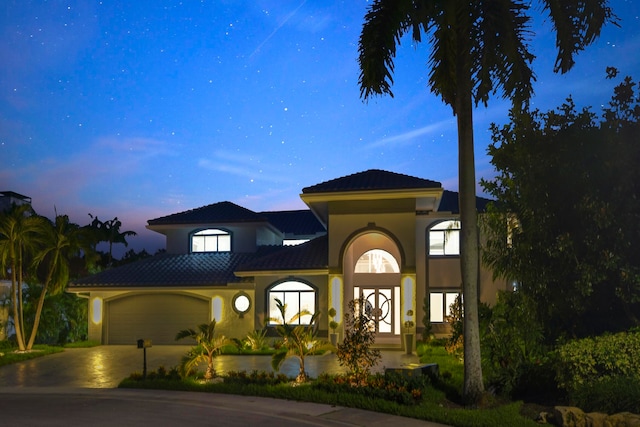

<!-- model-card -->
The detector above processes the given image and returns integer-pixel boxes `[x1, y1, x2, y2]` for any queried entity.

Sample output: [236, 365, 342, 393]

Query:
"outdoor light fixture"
[91, 298, 102, 324]
[232, 292, 251, 318]
[212, 296, 223, 322]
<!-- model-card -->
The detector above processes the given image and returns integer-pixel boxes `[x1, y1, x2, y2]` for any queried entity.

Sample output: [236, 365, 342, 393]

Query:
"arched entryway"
[343, 231, 403, 345]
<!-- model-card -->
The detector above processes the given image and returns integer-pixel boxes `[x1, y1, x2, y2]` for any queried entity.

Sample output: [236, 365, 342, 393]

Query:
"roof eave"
[234, 268, 328, 277]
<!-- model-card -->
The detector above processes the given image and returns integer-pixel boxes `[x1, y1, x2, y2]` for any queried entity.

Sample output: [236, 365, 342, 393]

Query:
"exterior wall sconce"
[232, 292, 251, 318]
[91, 297, 103, 324]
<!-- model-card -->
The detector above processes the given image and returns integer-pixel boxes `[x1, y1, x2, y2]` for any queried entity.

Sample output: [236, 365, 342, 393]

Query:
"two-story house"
[68, 169, 509, 347]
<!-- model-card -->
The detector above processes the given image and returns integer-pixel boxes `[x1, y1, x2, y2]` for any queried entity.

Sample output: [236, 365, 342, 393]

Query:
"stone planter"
[330, 333, 338, 347]
[404, 333, 414, 355]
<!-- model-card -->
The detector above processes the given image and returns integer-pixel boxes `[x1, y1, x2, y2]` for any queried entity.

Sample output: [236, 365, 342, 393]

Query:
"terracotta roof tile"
[302, 169, 441, 194]
[237, 235, 328, 272]
[148, 201, 266, 226]
[68, 248, 284, 288]
[260, 210, 325, 236]
[437, 190, 492, 213]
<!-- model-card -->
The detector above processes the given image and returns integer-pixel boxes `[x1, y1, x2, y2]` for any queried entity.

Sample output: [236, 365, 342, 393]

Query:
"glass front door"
[354, 286, 401, 337]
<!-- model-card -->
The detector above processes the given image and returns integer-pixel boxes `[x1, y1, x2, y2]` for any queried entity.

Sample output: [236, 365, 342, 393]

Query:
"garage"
[105, 293, 209, 345]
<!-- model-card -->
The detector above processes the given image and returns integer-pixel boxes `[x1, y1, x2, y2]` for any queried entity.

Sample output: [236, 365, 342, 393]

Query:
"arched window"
[267, 281, 316, 325]
[429, 220, 460, 256]
[191, 228, 231, 253]
[354, 249, 400, 273]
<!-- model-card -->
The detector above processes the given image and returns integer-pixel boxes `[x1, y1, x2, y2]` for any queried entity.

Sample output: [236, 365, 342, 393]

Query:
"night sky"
[2, 0, 638, 255]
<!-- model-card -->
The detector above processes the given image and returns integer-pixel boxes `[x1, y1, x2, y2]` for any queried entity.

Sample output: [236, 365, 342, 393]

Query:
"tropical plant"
[0, 203, 47, 351]
[175, 319, 229, 380]
[28, 214, 86, 349]
[357, 0, 615, 403]
[482, 75, 640, 340]
[270, 298, 331, 383]
[328, 307, 338, 334]
[87, 214, 137, 267]
[336, 296, 381, 384]
[238, 329, 269, 351]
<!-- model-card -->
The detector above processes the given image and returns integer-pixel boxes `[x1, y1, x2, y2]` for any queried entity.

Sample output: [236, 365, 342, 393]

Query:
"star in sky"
[1, 0, 638, 254]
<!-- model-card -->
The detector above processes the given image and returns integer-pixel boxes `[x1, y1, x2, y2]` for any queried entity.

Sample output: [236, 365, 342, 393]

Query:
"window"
[429, 291, 460, 323]
[354, 249, 400, 273]
[429, 220, 460, 256]
[267, 281, 316, 325]
[191, 228, 231, 253]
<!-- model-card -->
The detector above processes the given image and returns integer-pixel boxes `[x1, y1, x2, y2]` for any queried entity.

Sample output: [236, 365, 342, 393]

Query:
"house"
[68, 169, 509, 347]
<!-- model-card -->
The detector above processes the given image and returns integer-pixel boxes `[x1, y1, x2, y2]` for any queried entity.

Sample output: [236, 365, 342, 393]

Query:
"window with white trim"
[267, 281, 316, 325]
[191, 228, 231, 253]
[429, 220, 460, 256]
[354, 249, 400, 273]
[429, 291, 461, 323]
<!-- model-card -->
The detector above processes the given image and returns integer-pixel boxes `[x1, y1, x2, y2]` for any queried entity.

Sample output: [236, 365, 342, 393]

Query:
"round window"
[232, 293, 251, 315]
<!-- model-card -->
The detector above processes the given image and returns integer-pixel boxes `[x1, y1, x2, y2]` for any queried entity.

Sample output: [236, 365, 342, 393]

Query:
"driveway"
[0, 346, 447, 426]
[0, 345, 421, 388]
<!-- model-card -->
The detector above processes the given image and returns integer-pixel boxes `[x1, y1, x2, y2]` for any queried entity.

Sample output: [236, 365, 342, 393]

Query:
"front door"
[354, 286, 401, 341]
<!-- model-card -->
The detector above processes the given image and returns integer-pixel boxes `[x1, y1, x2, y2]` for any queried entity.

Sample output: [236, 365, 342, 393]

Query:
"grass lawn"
[0, 340, 99, 367]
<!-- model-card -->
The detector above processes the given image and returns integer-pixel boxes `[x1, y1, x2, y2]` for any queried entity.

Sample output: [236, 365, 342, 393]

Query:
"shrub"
[445, 295, 464, 361]
[224, 370, 291, 386]
[556, 330, 640, 393]
[245, 329, 269, 350]
[481, 291, 552, 398]
[335, 296, 381, 384]
[314, 372, 428, 405]
[570, 375, 640, 414]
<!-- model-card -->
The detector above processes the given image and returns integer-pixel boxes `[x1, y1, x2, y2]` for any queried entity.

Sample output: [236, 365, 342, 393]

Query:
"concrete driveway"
[0, 345, 421, 388]
[0, 346, 447, 426]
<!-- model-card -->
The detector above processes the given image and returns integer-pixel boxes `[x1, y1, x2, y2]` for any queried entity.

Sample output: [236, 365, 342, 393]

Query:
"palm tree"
[0, 203, 47, 351]
[28, 214, 85, 350]
[88, 214, 137, 266]
[175, 319, 229, 380]
[270, 298, 331, 383]
[358, 0, 615, 403]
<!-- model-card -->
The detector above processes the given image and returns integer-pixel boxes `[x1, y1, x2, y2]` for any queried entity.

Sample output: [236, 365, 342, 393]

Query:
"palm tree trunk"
[456, 53, 484, 405]
[26, 282, 50, 350]
[10, 258, 26, 351]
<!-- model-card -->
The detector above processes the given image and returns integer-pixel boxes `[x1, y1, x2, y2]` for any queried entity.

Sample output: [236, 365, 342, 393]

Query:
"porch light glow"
[91, 298, 102, 324]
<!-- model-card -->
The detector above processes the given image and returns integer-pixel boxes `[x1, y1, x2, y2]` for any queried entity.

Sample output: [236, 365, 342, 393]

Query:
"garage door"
[106, 293, 209, 345]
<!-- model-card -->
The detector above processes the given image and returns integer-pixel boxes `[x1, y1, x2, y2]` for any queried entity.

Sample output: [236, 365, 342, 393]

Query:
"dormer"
[147, 201, 283, 254]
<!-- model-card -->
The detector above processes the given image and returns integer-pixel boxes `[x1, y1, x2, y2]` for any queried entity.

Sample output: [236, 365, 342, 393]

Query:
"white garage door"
[106, 293, 209, 345]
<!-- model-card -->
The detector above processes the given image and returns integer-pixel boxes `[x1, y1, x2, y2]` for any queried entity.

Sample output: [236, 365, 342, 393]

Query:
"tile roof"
[260, 210, 325, 236]
[68, 248, 284, 288]
[437, 190, 493, 213]
[148, 201, 266, 226]
[237, 235, 328, 272]
[302, 169, 441, 194]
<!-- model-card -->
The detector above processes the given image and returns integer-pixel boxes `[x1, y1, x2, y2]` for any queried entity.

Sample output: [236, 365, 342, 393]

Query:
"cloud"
[197, 150, 290, 183]
[366, 119, 455, 149]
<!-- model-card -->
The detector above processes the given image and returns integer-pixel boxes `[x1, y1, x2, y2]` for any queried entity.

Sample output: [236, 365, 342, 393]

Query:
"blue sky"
[1, 0, 639, 255]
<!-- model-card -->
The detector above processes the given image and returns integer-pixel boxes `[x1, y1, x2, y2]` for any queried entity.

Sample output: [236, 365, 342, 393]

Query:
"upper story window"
[429, 220, 460, 256]
[191, 228, 231, 253]
[354, 249, 400, 273]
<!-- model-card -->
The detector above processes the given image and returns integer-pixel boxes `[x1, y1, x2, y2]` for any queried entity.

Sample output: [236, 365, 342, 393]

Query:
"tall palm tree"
[88, 214, 137, 267]
[358, 0, 615, 403]
[175, 319, 229, 380]
[28, 214, 85, 350]
[0, 204, 47, 351]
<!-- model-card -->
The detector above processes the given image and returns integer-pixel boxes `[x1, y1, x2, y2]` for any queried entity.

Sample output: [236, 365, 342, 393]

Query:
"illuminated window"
[429, 220, 460, 256]
[429, 291, 460, 323]
[268, 281, 316, 325]
[354, 249, 400, 273]
[191, 228, 231, 253]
